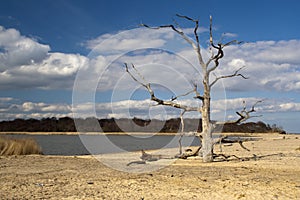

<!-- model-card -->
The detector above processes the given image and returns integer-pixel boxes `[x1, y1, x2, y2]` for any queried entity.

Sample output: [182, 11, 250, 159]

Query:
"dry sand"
[0, 133, 299, 199]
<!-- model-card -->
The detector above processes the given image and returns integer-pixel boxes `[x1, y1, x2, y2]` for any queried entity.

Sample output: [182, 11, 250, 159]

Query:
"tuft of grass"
[0, 136, 42, 156]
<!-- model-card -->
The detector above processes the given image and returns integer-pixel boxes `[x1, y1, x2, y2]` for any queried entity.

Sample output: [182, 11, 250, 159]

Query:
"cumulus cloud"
[1, 25, 299, 93]
[0, 52, 88, 90]
[2, 96, 299, 122]
[85, 28, 172, 55]
[0, 26, 50, 70]
[212, 40, 300, 92]
[0, 98, 72, 120]
[1, 100, 71, 113]
[0, 26, 89, 90]
[0, 56, 88, 90]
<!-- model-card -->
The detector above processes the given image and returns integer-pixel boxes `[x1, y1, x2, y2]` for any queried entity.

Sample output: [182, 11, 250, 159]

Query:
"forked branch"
[210, 66, 249, 88]
[215, 100, 263, 125]
[207, 16, 243, 73]
[171, 83, 204, 101]
[234, 100, 263, 123]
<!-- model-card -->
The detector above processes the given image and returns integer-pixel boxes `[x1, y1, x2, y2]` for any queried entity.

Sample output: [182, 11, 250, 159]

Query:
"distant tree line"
[0, 117, 285, 133]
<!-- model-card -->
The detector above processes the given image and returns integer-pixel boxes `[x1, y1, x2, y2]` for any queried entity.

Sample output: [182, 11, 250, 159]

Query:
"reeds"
[0, 136, 42, 156]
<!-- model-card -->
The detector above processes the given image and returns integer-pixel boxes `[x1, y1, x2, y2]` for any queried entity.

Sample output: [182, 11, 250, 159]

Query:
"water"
[5, 134, 200, 156]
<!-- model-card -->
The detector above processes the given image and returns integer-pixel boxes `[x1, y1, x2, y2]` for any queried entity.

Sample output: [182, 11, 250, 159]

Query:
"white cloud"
[222, 32, 238, 38]
[0, 51, 88, 90]
[1, 25, 299, 93]
[209, 40, 300, 92]
[1, 97, 299, 121]
[0, 97, 14, 102]
[0, 98, 71, 115]
[0, 26, 89, 90]
[36, 53, 87, 76]
[85, 28, 172, 55]
[0, 26, 50, 70]
[19, 102, 71, 113]
[279, 103, 300, 111]
[228, 58, 246, 68]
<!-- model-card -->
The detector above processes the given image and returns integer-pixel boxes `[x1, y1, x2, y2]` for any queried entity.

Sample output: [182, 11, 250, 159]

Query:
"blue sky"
[0, 0, 299, 133]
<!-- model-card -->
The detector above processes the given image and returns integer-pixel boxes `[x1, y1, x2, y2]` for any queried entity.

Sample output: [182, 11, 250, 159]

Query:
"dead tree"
[125, 15, 261, 162]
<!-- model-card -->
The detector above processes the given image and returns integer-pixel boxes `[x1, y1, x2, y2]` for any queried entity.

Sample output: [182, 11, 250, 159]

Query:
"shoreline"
[0, 131, 296, 136]
[0, 131, 182, 136]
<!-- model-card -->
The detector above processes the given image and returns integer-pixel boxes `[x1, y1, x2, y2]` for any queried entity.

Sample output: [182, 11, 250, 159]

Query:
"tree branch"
[234, 100, 263, 123]
[125, 63, 148, 88]
[171, 83, 203, 101]
[178, 110, 186, 155]
[175, 14, 202, 67]
[209, 66, 249, 88]
[206, 16, 243, 74]
[171, 89, 195, 101]
[192, 82, 204, 101]
[125, 63, 201, 113]
[207, 16, 223, 71]
[215, 100, 263, 125]
[141, 14, 205, 68]
[141, 23, 196, 48]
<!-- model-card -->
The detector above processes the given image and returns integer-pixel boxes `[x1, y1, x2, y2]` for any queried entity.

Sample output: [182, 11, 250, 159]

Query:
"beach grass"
[0, 136, 42, 156]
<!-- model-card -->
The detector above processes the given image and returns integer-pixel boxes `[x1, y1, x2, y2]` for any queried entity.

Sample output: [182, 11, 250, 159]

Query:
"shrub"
[0, 136, 42, 156]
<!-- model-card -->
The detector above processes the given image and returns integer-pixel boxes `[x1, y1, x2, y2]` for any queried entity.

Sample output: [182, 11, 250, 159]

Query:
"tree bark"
[201, 74, 214, 162]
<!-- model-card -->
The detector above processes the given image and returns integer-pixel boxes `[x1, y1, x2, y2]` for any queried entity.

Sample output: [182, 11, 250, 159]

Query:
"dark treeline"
[0, 117, 285, 133]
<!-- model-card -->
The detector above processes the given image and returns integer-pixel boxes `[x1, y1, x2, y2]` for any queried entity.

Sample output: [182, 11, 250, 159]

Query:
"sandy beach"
[0, 133, 299, 199]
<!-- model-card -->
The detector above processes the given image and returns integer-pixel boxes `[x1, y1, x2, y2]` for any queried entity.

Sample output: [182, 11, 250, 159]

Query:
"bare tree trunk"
[201, 74, 214, 162]
[201, 124, 213, 162]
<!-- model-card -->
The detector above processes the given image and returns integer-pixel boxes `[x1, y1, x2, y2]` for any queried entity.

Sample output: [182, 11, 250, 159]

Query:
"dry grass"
[0, 136, 42, 156]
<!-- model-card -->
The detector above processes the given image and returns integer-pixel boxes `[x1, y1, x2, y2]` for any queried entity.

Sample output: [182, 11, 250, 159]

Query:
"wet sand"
[0, 133, 299, 199]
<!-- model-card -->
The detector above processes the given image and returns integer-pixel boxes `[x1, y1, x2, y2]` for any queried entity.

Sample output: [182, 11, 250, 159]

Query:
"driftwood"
[212, 136, 263, 161]
[126, 136, 262, 166]
[127, 150, 175, 166]
[126, 160, 146, 166]
[175, 146, 202, 159]
[214, 135, 261, 152]
[213, 153, 284, 162]
[127, 148, 200, 166]
[140, 149, 174, 161]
